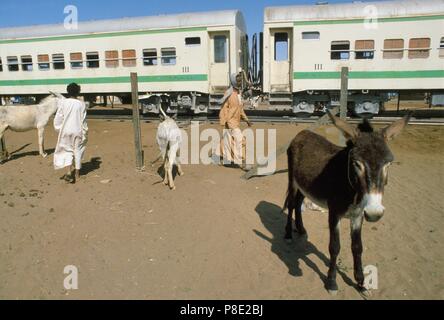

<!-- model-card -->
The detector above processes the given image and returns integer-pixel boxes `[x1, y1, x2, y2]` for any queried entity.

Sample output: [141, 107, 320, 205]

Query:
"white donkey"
[0, 92, 62, 161]
[155, 107, 184, 190]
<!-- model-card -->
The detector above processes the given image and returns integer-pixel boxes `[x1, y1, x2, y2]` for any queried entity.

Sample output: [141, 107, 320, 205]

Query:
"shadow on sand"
[254, 200, 356, 291]
[1, 144, 55, 163]
[80, 157, 102, 176]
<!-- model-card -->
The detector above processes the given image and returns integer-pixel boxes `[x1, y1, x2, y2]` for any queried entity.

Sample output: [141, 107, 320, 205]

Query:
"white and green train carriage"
[262, 0, 444, 115]
[0, 10, 248, 114]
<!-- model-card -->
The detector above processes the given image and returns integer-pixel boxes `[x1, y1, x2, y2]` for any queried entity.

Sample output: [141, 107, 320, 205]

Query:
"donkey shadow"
[1, 144, 55, 163]
[254, 201, 355, 291]
[152, 164, 179, 185]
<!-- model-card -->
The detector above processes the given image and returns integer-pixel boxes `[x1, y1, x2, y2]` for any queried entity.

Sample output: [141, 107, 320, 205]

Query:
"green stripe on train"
[0, 74, 208, 86]
[293, 70, 444, 79]
[293, 14, 444, 26]
[0, 27, 207, 44]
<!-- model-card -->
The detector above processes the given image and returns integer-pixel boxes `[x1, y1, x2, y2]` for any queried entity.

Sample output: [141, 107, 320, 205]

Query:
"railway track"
[87, 110, 444, 126]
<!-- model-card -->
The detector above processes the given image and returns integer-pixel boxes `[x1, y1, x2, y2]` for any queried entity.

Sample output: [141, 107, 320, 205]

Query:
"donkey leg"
[167, 163, 175, 190]
[326, 214, 341, 294]
[166, 155, 175, 190]
[350, 215, 365, 290]
[37, 127, 47, 157]
[284, 192, 295, 241]
[0, 125, 9, 161]
[177, 160, 184, 176]
[163, 162, 169, 185]
[294, 190, 306, 236]
[175, 146, 184, 176]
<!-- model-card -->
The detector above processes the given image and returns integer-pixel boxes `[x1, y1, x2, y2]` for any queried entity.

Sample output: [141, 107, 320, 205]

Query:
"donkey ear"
[382, 112, 412, 141]
[326, 110, 359, 142]
[49, 91, 64, 99]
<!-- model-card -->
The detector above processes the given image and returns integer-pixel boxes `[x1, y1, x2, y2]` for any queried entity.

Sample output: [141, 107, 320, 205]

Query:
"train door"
[209, 32, 230, 93]
[269, 29, 292, 93]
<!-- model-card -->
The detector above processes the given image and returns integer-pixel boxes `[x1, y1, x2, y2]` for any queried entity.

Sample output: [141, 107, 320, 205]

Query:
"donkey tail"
[159, 105, 168, 119]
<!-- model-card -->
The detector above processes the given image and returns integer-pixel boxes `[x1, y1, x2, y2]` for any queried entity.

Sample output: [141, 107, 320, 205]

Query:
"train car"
[0, 10, 248, 114]
[262, 0, 444, 115]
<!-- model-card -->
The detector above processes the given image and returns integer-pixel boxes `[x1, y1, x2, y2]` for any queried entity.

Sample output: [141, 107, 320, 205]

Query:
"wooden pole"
[0, 136, 6, 161]
[397, 91, 401, 113]
[131, 72, 144, 170]
[339, 67, 349, 145]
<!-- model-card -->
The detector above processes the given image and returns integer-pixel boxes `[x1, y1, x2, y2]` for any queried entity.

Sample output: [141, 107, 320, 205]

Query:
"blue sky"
[0, 0, 354, 36]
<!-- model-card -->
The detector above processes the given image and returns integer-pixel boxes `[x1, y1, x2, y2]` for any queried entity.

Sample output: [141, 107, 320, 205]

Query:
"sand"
[0, 119, 442, 299]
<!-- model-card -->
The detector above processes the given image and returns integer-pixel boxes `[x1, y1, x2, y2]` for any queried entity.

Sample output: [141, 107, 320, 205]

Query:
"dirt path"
[0, 120, 442, 299]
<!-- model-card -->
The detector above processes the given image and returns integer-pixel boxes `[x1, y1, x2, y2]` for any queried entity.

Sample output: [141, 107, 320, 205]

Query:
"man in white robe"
[53, 83, 88, 183]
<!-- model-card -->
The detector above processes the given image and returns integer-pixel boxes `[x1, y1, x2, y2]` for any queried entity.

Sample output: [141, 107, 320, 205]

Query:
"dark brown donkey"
[284, 111, 411, 294]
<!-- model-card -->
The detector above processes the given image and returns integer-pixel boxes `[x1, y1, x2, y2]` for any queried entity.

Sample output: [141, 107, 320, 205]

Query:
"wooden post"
[397, 91, 401, 113]
[0, 136, 6, 160]
[339, 67, 349, 145]
[131, 72, 144, 170]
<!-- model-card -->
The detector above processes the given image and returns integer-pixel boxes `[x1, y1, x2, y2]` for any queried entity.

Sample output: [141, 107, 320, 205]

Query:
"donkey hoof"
[178, 172, 184, 176]
[163, 180, 168, 185]
[326, 279, 338, 295]
[357, 285, 372, 298]
[41, 153, 48, 158]
[359, 288, 371, 299]
[170, 185, 176, 190]
[327, 289, 338, 296]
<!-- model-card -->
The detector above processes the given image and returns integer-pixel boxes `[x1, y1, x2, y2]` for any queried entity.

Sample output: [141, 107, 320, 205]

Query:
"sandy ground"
[0, 119, 443, 300]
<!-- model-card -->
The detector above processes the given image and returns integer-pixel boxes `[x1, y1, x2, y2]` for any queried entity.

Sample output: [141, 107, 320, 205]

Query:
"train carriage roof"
[0, 10, 246, 40]
[265, 0, 444, 23]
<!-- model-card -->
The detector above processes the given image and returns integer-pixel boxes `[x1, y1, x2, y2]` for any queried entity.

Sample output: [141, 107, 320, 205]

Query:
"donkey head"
[327, 111, 411, 222]
[38, 92, 64, 114]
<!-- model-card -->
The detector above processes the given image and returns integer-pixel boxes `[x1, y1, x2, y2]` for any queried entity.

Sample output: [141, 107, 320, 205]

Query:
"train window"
[38, 54, 50, 70]
[86, 52, 100, 68]
[355, 40, 374, 59]
[440, 37, 444, 58]
[408, 38, 431, 59]
[105, 51, 119, 68]
[383, 39, 404, 59]
[70, 52, 83, 69]
[52, 54, 65, 70]
[161, 48, 176, 65]
[302, 32, 320, 40]
[214, 35, 227, 63]
[274, 33, 288, 61]
[143, 49, 157, 66]
[185, 37, 201, 46]
[7, 56, 19, 72]
[330, 41, 350, 60]
[0, 57, 2, 72]
[21, 56, 33, 71]
[122, 49, 137, 67]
